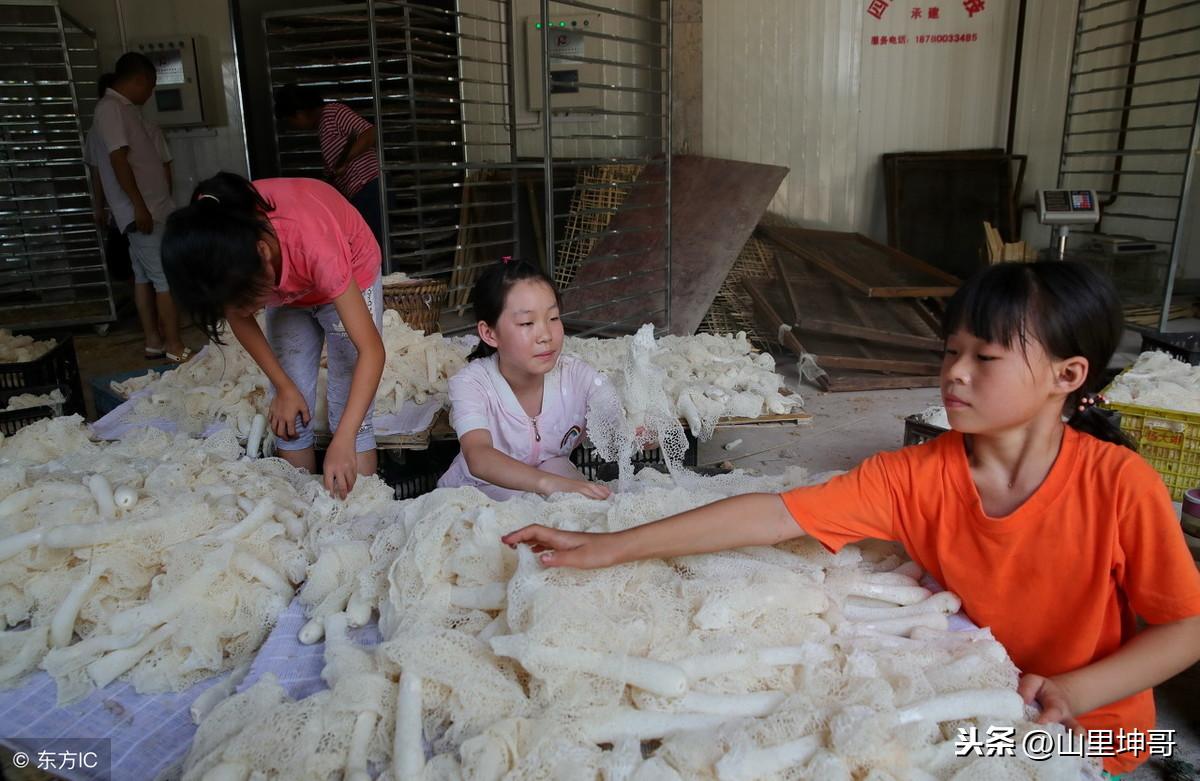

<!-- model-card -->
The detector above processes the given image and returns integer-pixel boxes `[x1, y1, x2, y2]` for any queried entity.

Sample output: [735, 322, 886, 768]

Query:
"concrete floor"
[71, 301, 204, 420]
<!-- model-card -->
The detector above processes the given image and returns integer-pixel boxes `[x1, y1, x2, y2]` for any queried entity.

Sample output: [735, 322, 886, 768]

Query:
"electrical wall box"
[132, 37, 207, 127]
[525, 14, 603, 112]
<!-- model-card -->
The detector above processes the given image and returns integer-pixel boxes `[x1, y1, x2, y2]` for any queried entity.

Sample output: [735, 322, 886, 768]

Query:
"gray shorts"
[127, 223, 168, 292]
[265, 274, 383, 453]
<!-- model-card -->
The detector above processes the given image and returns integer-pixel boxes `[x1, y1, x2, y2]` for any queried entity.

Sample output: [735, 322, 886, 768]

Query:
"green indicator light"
[535, 22, 541, 28]
[560, 21, 566, 26]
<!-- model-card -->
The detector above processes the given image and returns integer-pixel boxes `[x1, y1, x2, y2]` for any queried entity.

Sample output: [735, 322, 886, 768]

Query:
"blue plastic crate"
[90, 368, 161, 418]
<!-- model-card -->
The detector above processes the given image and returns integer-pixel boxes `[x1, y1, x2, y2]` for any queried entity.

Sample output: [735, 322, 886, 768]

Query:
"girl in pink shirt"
[162, 173, 384, 498]
[438, 260, 617, 501]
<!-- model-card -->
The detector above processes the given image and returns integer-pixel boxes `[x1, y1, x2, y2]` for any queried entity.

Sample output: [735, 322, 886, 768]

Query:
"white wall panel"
[704, 0, 1036, 242]
[703, 0, 863, 230]
[702, 0, 1198, 280]
[458, 0, 513, 165]
[856, 0, 1019, 239]
[1010, 0, 1077, 246]
[457, 0, 665, 162]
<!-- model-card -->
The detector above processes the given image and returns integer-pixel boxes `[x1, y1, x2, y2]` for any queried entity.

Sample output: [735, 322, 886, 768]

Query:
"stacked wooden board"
[743, 226, 960, 392]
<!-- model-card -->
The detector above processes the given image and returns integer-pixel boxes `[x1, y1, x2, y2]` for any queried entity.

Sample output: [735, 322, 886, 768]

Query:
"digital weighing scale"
[1037, 189, 1100, 261]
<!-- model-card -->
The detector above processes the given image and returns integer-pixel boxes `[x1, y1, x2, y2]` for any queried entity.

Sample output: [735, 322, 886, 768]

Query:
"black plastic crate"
[375, 433, 702, 500]
[378, 441, 461, 500]
[571, 432, 700, 481]
[903, 408, 1120, 448]
[0, 384, 71, 436]
[90, 367, 162, 418]
[0, 335, 85, 417]
[1140, 330, 1200, 366]
[903, 415, 948, 446]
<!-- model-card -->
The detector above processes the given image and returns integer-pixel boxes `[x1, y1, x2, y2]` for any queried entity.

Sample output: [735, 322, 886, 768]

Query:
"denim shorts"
[264, 274, 383, 452]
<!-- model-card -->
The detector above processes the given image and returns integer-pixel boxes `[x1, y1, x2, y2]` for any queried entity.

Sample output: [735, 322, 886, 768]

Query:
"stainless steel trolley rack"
[0, 0, 115, 329]
[264, 0, 671, 336]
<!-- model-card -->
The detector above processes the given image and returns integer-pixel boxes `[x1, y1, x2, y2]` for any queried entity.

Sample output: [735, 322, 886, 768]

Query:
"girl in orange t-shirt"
[162, 173, 384, 499]
[504, 261, 1200, 776]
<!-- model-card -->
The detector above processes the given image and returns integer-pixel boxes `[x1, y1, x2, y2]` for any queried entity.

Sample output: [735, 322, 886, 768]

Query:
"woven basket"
[383, 278, 447, 334]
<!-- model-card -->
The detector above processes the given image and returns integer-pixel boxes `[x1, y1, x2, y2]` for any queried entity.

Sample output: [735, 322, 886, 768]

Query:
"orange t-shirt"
[780, 426, 1200, 775]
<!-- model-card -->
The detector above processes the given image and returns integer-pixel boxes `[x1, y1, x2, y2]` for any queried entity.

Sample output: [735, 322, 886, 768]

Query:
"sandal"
[145, 347, 165, 360]
[164, 348, 193, 363]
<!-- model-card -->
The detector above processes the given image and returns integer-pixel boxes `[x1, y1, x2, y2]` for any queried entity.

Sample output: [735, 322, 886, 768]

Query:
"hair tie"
[1076, 393, 1107, 413]
[197, 193, 220, 204]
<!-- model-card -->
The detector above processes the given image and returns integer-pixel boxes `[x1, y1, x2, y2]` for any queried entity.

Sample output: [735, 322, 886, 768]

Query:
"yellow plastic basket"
[1101, 381, 1200, 501]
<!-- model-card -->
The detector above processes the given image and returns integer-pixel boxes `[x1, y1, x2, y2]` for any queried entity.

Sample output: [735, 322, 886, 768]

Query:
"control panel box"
[525, 15, 603, 112]
[133, 37, 207, 127]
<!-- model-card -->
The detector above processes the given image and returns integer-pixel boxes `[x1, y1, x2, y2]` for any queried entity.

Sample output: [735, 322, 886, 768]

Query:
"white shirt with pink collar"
[438, 353, 617, 500]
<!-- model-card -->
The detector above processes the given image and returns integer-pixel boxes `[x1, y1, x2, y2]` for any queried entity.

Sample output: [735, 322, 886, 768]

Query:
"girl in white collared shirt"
[438, 260, 617, 501]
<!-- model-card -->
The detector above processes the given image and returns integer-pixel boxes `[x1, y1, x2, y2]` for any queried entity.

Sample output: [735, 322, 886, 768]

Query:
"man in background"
[274, 84, 384, 251]
[86, 71, 174, 358]
[89, 52, 190, 362]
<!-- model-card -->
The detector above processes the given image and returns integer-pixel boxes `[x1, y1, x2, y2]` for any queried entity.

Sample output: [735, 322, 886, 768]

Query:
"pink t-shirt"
[256, 178, 381, 308]
[438, 354, 617, 493]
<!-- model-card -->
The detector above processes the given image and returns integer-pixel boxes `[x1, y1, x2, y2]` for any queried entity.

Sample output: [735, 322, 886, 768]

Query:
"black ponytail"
[1067, 396, 1130, 450]
[187, 171, 274, 215]
[161, 172, 276, 343]
[467, 259, 561, 361]
[942, 261, 1135, 450]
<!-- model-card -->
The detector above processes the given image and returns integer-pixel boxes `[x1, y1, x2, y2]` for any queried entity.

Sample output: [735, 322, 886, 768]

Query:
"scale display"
[1038, 189, 1100, 225]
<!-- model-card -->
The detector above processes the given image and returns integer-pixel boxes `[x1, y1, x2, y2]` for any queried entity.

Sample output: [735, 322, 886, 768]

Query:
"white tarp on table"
[0, 598, 377, 781]
[90, 381, 444, 442]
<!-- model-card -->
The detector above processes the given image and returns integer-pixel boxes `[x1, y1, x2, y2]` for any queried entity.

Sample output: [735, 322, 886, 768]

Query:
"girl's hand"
[570, 479, 612, 500]
[501, 525, 618, 569]
[1018, 673, 1080, 729]
[634, 426, 658, 451]
[540, 474, 612, 501]
[322, 436, 358, 500]
[270, 385, 310, 440]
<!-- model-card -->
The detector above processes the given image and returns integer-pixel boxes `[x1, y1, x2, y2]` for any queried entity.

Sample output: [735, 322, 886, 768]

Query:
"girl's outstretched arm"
[459, 429, 610, 500]
[501, 492, 803, 569]
[1019, 614, 1200, 726]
